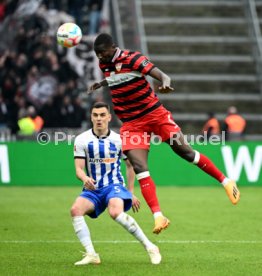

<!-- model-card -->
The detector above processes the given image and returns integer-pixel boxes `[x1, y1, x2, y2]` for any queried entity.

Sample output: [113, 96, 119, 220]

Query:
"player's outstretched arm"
[149, 67, 174, 94]
[125, 159, 140, 212]
[88, 79, 108, 94]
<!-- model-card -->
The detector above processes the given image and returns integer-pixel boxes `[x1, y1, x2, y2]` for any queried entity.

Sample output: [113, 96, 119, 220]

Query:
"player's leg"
[107, 194, 161, 264]
[166, 131, 240, 204]
[70, 196, 101, 265]
[125, 148, 170, 234]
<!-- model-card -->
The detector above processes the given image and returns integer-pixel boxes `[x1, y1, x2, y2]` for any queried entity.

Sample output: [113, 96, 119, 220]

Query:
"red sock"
[195, 153, 225, 183]
[138, 175, 161, 213]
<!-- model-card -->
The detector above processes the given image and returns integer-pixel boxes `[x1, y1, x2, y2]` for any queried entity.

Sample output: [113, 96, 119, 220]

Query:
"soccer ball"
[57, 23, 82, 48]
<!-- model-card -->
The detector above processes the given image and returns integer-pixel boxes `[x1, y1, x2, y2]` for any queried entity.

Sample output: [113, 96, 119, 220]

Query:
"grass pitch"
[0, 186, 262, 276]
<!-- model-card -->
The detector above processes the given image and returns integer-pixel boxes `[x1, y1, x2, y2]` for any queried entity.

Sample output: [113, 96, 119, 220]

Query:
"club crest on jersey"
[115, 63, 122, 72]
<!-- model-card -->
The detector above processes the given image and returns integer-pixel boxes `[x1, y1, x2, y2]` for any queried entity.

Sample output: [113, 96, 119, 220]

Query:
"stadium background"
[0, 0, 261, 275]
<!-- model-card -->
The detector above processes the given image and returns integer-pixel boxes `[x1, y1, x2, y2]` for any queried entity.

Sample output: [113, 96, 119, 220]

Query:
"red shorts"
[120, 105, 180, 151]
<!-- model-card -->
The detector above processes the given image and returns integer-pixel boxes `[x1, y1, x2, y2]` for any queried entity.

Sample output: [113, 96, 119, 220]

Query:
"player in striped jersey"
[89, 33, 240, 235]
[71, 102, 161, 265]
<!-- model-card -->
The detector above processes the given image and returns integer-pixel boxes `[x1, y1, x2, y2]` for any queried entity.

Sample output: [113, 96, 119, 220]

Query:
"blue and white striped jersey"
[74, 129, 125, 189]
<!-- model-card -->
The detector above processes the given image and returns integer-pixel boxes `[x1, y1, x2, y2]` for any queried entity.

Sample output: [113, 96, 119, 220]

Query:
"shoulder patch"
[142, 60, 149, 67]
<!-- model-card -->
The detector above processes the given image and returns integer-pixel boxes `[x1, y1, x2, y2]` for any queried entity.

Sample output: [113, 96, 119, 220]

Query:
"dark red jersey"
[99, 48, 162, 122]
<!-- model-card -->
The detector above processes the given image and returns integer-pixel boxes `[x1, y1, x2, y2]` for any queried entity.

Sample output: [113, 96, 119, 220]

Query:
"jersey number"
[114, 186, 120, 193]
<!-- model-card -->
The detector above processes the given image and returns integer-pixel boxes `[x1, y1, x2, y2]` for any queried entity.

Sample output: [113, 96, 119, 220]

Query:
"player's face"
[91, 107, 111, 132]
[94, 44, 116, 63]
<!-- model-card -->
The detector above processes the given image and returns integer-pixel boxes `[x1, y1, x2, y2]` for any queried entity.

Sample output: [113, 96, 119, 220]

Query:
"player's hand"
[88, 82, 101, 94]
[158, 85, 174, 94]
[132, 194, 141, 213]
[159, 77, 174, 93]
[83, 177, 96, 190]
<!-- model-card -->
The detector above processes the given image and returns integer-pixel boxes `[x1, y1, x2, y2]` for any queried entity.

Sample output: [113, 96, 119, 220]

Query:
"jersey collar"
[92, 128, 111, 139]
[111, 47, 122, 62]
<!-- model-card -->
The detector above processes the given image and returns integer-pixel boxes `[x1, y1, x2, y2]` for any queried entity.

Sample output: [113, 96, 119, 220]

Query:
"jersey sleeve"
[131, 52, 155, 75]
[74, 136, 86, 159]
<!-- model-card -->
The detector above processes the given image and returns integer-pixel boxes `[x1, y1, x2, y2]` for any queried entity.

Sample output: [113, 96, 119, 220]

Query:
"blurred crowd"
[0, 0, 106, 136]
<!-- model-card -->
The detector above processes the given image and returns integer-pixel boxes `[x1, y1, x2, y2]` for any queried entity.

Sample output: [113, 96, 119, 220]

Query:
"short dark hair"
[90, 102, 110, 113]
[94, 33, 113, 48]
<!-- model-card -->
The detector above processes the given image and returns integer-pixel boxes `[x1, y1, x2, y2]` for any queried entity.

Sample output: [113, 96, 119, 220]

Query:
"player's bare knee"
[109, 209, 121, 220]
[70, 205, 82, 217]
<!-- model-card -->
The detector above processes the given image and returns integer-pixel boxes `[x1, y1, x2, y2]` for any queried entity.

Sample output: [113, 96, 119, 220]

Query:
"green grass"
[0, 186, 262, 276]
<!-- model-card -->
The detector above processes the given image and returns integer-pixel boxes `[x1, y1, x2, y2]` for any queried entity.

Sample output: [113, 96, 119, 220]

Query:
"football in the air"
[57, 22, 82, 48]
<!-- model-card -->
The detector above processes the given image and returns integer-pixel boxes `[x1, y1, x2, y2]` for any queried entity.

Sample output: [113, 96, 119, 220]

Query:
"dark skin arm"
[89, 79, 108, 93]
[148, 67, 174, 93]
